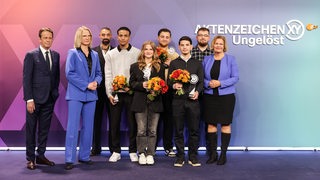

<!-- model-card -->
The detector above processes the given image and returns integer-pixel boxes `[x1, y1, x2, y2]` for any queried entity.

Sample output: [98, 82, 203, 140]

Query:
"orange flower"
[156, 47, 168, 63]
[169, 69, 190, 95]
[147, 77, 168, 101]
[112, 75, 132, 95]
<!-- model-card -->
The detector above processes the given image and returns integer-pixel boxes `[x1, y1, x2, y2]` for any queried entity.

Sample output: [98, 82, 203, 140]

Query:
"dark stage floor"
[1, 150, 320, 180]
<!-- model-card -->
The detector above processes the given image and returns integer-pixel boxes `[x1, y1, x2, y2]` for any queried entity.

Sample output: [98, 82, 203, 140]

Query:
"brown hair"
[38, 27, 53, 38]
[137, 41, 161, 72]
[197, 27, 210, 35]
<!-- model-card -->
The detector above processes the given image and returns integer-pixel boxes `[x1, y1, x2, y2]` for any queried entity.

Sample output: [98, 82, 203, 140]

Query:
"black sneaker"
[188, 158, 201, 167]
[90, 150, 101, 156]
[174, 158, 185, 167]
[165, 149, 176, 157]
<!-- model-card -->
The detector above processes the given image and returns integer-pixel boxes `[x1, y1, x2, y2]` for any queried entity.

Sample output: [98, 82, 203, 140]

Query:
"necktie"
[45, 51, 51, 70]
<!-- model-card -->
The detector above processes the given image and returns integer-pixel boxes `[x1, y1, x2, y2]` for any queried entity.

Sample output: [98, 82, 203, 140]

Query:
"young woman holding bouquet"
[202, 35, 239, 165]
[168, 36, 204, 167]
[129, 41, 167, 165]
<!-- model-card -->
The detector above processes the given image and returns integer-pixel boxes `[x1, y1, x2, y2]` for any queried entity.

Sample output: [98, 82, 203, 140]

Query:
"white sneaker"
[165, 149, 176, 157]
[138, 153, 146, 165]
[146, 155, 154, 165]
[109, 152, 121, 162]
[129, 153, 138, 162]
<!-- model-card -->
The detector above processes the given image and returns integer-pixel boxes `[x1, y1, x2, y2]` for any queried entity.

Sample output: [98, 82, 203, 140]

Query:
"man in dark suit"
[23, 27, 60, 170]
[91, 27, 114, 156]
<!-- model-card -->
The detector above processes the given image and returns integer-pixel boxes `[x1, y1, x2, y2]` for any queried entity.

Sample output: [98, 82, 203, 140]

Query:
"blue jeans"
[135, 107, 160, 156]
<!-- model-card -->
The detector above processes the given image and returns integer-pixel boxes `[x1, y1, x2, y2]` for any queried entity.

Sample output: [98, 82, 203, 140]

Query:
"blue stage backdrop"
[0, 0, 319, 148]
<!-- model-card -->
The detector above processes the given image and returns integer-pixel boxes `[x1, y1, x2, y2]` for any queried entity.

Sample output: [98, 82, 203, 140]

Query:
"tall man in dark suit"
[23, 27, 60, 170]
[91, 27, 114, 156]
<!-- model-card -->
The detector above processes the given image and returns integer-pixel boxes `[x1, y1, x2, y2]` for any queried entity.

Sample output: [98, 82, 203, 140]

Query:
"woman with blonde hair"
[64, 26, 102, 170]
[129, 41, 166, 165]
[202, 35, 239, 165]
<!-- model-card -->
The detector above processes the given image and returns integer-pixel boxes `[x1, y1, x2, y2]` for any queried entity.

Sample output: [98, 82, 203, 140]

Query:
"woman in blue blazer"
[202, 35, 239, 165]
[64, 26, 102, 170]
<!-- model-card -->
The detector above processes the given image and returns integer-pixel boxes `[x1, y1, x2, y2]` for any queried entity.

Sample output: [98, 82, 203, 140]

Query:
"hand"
[190, 91, 199, 100]
[164, 57, 172, 66]
[209, 80, 221, 88]
[88, 81, 98, 90]
[173, 82, 183, 90]
[150, 90, 156, 96]
[124, 87, 130, 92]
[109, 96, 117, 105]
[27, 101, 35, 114]
[143, 81, 148, 89]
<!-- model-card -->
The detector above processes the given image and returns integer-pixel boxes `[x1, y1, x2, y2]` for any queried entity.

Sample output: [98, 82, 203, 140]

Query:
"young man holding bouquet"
[156, 28, 179, 157]
[168, 36, 204, 167]
[104, 27, 140, 162]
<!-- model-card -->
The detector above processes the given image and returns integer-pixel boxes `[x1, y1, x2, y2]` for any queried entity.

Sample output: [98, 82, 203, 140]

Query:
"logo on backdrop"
[195, 19, 316, 47]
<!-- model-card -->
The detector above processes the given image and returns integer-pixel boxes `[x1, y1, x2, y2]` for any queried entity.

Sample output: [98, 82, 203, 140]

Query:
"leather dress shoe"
[27, 161, 36, 170]
[90, 150, 101, 156]
[78, 160, 93, 165]
[36, 156, 55, 166]
[65, 163, 74, 170]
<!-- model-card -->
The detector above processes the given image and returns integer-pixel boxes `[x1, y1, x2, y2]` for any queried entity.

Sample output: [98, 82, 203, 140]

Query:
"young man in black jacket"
[168, 36, 204, 167]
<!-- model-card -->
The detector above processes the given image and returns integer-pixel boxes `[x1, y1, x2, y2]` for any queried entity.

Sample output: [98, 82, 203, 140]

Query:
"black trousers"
[92, 86, 111, 153]
[157, 93, 174, 150]
[172, 98, 200, 160]
[109, 93, 137, 153]
[26, 96, 55, 161]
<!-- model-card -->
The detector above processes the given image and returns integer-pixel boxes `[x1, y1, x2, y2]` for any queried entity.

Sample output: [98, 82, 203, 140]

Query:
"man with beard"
[191, 27, 213, 62]
[91, 27, 114, 156]
[191, 27, 213, 156]
[156, 28, 179, 157]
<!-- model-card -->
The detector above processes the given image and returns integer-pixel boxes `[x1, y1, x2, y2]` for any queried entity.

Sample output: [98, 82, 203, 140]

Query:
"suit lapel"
[38, 48, 51, 71]
[38, 48, 46, 64]
[97, 47, 104, 62]
[90, 51, 96, 78]
[150, 67, 157, 78]
[77, 49, 90, 76]
[50, 51, 57, 72]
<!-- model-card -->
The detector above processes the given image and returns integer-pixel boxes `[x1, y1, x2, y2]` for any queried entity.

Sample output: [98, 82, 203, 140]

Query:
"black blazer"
[129, 62, 166, 113]
[23, 48, 60, 104]
[92, 45, 114, 88]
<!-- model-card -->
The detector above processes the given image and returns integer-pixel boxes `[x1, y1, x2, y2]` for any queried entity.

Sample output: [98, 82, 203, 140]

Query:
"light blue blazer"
[65, 48, 102, 101]
[202, 54, 239, 95]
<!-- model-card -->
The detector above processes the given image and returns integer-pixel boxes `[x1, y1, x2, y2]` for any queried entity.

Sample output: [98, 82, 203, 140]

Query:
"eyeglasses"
[197, 34, 209, 37]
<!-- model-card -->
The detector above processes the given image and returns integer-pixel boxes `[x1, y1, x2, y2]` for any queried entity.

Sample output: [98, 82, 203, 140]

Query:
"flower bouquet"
[169, 69, 190, 95]
[156, 47, 168, 64]
[146, 77, 168, 101]
[112, 75, 132, 101]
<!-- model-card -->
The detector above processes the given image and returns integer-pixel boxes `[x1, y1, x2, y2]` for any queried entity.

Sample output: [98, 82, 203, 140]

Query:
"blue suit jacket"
[202, 54, 239, 95]
[65, 48, 102, 102]
[23, 48, 60, 104]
